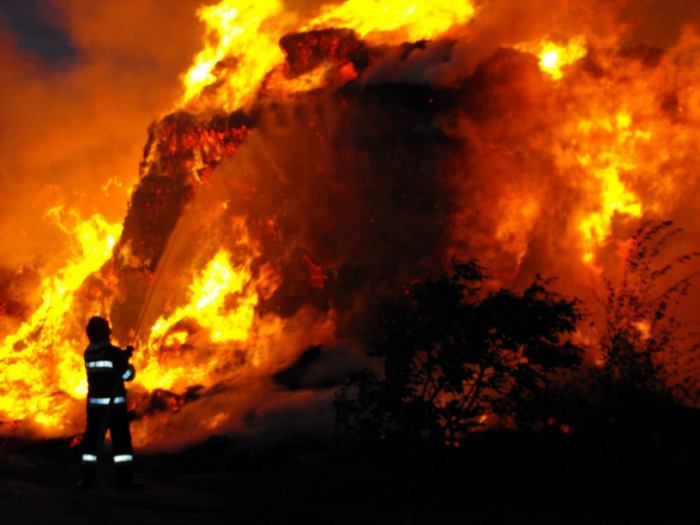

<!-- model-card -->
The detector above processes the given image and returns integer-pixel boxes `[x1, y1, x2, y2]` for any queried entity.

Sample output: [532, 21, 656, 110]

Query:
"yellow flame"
[538, 37, 587, 80]
[136, 249, 258, 392]
[0, 209, 121, 430]
[575, 111, 646, 264]
[182, 0, 290, 111]
[517, 36, 587, 80]
[304, 0, 475, 43]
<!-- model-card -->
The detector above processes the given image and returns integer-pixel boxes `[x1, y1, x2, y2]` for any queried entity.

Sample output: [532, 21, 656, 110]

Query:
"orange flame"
[0, 208, 121, 430]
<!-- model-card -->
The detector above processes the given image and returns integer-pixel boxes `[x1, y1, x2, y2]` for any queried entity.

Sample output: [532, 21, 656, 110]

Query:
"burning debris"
[112, 110, 254, 340]
[2, 0, 700, 451]
[279, 29, 368, 77]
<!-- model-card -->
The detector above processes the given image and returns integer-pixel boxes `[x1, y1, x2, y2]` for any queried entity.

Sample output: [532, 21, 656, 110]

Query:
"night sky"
[0, 0, 75, 65]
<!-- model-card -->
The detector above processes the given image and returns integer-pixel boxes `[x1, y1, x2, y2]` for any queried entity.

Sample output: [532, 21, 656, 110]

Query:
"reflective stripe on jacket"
[84, 340, 135, 398]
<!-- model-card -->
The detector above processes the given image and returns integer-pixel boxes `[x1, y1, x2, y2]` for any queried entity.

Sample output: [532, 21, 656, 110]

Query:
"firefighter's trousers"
[80, 402, 134, 485]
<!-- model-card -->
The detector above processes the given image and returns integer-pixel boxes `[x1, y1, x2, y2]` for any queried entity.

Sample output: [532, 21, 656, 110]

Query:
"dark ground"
[1, 430, 699, 525]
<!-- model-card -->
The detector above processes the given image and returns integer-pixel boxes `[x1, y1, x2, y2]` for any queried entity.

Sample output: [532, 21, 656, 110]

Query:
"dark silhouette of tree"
[539, 221, 700, 441]
[335, 261, 584, 445]
[596, 221, 700, 411]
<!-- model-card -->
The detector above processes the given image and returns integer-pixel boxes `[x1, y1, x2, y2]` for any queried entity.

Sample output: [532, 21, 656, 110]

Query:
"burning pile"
[2, 0, 700, 447]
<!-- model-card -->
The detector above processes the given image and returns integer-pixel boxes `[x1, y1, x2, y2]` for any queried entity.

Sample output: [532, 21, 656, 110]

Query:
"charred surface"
[280, 29, 370, 77]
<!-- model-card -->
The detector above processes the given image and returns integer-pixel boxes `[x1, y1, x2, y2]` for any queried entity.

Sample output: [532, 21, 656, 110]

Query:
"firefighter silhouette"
[79, 316, 137, 488]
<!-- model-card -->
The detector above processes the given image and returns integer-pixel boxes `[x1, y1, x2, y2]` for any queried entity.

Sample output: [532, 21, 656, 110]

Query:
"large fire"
[2, 0, 700, 446]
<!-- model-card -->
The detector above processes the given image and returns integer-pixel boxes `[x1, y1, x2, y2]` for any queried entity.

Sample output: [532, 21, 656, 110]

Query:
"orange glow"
[494, 197, 540, 268]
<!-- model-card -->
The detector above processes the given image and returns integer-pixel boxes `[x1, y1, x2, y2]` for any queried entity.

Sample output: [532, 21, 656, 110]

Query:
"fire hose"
[92, 225, 178, 494]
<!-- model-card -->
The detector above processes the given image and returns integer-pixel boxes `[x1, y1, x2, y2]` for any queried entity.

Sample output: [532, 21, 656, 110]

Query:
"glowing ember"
[633, 320, 652, 340]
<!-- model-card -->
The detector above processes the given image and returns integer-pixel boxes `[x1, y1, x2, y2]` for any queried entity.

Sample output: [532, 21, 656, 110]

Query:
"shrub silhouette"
[335, 261, 584, 445]
[597, 221, 700, 400]
[537, 221, 700, 439]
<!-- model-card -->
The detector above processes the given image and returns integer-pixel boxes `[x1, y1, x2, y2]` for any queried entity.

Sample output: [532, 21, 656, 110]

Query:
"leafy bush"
[335, 261, 584, 445]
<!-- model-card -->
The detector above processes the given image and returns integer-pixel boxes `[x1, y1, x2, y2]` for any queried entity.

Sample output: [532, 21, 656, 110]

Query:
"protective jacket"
[83, 340, 135, 400]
